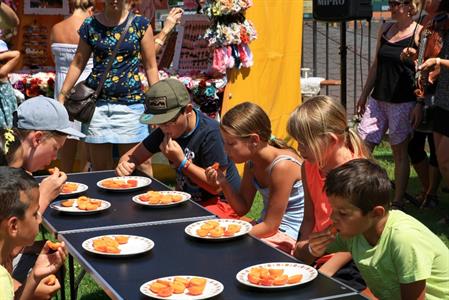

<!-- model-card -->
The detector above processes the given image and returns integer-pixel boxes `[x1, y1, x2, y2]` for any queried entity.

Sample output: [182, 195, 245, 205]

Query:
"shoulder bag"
[64, 13, 135, 123]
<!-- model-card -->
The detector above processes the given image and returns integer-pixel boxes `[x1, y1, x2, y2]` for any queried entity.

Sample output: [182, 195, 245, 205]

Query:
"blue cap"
[16, 96, 85, 138]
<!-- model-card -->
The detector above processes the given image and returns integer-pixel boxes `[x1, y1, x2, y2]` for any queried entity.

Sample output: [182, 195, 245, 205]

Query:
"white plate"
[236, 262, 318, 288]
[60, 182, 88, 196]
[96, 176, 152, 191]
[82, 235, 154, 257]
[50, 198, 111, 214]
[140, 275, 224, 299]
[184, 219, 252, 240]
[132, 191, 191, 207]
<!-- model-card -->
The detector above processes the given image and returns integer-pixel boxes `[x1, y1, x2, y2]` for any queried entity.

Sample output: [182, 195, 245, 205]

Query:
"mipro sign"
[313, 0, 372, 21]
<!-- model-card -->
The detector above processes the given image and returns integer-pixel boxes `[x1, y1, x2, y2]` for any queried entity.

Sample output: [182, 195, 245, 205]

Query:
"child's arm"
[298, 164, 315, 240]
[400, 280, 426, 300]
[38, 168, 67, 213]
[250, 160, 300, 238]
[205, 161, 257, 215]
[0, 50, 21, 78]
[18, 243, 66, 300]
[116, 142, 153, 176]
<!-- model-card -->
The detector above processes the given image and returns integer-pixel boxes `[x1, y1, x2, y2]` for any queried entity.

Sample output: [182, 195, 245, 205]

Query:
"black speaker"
[313, 0, 373, 22]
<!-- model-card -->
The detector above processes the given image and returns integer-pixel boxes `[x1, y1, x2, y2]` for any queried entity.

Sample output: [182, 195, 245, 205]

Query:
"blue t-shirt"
[142, 110, 241, 202]
[79, 13, 149, 103]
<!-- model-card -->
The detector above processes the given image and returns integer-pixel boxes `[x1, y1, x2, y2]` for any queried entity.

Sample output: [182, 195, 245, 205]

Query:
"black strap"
[94, 12, 135, 98]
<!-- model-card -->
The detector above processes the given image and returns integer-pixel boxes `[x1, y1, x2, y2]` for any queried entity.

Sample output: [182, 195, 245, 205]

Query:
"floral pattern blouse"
[79, 13, 149, 103]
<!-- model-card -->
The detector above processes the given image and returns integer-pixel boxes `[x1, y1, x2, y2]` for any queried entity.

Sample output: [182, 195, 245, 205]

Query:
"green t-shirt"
[0, 264, 14, 300]
[327, 210, 449, 300]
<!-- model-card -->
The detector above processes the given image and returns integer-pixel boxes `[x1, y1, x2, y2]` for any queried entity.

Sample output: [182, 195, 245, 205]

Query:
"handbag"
[64, 13, 135, 123]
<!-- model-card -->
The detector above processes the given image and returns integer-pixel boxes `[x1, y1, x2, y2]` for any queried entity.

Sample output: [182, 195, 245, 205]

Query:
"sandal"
[420, 194, 439, 209]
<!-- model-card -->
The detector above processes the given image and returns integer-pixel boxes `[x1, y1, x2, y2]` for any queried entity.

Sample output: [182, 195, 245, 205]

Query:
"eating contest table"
[41, 171, 366, 299]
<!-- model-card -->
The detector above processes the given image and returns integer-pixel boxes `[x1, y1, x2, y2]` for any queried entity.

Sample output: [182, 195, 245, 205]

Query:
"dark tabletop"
[61, 222, 364, 300]
[42, 171, 214, 235]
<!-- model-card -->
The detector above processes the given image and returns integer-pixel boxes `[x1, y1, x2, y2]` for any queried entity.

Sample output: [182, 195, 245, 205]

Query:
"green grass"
[42, 143, 448, 298]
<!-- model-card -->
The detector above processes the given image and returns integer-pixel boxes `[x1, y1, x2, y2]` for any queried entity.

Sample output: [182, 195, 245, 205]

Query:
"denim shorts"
[357, 96, 415, 145]
[81, 101, 149, 144]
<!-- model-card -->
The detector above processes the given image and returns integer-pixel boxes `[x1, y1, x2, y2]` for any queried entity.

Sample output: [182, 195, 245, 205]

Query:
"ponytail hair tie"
[269, 135, 276, 142]
[3, 128, 15, 155]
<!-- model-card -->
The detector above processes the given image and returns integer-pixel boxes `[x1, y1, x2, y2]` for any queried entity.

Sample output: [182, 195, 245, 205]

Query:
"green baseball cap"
[140, 78, 191, 125]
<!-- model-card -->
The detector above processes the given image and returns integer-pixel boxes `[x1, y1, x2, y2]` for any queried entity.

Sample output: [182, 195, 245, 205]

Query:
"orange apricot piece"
[61, 199, 74, 207]
[268, 268, 284, 277]
[260, 277, 274, 286]
[209, 227, 224, 237]
[157, 286, 174, 297]
[47, 241, 62, 251]
[211, 162, 220, 170]
[196, 229, 209, 237]
[273, 274, 289, 286]
[44, 274, 57, 286]
[248, 273, 261, 284]
[188, 285, 205, 296]
[114, 236, 129, 244]
[156, 279, 172, 287]
[189, 277, 206, 287]
[149, 282, 166, 294]
[287, 274, 303, 284]
[172, 281, 186, 294]
[174, 277, 189, 286]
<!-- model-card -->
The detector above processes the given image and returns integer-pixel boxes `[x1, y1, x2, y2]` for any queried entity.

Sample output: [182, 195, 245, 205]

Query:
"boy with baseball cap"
[117, 78, 241, 217]
[6, 95, 84, 213]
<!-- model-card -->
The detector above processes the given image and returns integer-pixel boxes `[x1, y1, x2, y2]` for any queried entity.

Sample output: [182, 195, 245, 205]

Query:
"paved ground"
[301, 19, 386, 119]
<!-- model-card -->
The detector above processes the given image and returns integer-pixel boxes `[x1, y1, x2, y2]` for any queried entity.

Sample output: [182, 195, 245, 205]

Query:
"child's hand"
[205, 163, 226, 185]
[32, 242, 67, 282]
[308, 227, 336, 257]
[116, 159, 136, 176]
[160, 135, 184, 164]
[34, 275, 61, 300]
[40, 168, 67, 206]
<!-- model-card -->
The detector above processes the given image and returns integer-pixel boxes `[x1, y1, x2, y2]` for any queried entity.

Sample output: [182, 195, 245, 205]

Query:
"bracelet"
[308, 243, 317, 257]
[155, 38, 164, 46]
[436, 57, 441, 66]
[177, 157, 188, 174]
[183, 159, 192, 171]
[59, 90, 69, 99]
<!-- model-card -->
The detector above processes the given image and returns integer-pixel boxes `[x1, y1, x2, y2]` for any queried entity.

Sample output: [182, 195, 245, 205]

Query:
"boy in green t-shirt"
[0, 167, 66, 299]
[302, 159, 449, 300]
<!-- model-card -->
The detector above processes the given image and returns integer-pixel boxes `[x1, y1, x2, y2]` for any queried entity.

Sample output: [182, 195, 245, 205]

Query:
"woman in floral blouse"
[58, 0, 159, 170]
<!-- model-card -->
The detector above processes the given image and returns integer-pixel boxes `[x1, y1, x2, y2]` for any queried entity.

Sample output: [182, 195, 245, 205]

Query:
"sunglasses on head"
[388, 1, 410, 7]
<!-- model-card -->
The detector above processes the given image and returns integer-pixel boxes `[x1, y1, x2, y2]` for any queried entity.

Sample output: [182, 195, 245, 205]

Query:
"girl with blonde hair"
[205, 102, 304, 253]
[288, 95, 369, 290]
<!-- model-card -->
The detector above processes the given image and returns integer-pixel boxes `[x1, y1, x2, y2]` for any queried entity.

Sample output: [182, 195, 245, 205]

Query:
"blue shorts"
[81, 101, 149, 144]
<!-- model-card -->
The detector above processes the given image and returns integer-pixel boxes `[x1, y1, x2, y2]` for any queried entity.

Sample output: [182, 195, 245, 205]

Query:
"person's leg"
[59, 139, 78, 172]
[87, 143, 113, 171]
[434, 132, 449, 187]
[356, 96, 387, 154]
[408, 131, 429, 196]
[387, 101, 415, 208]
[391, 139, 411, 206]
[78, 141, 91, 172]
[117, 143, 153, 177]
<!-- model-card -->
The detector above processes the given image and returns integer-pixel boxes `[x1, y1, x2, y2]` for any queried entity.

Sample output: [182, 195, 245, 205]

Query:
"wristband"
[177, 157, 188, 174]
[155, 38, 164, 46]
[436, 57, 441, 66]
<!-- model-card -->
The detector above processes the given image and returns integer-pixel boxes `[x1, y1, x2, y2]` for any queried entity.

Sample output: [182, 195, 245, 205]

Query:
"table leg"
[59, 265, 66, 300]
[69, 255, 75, 299]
